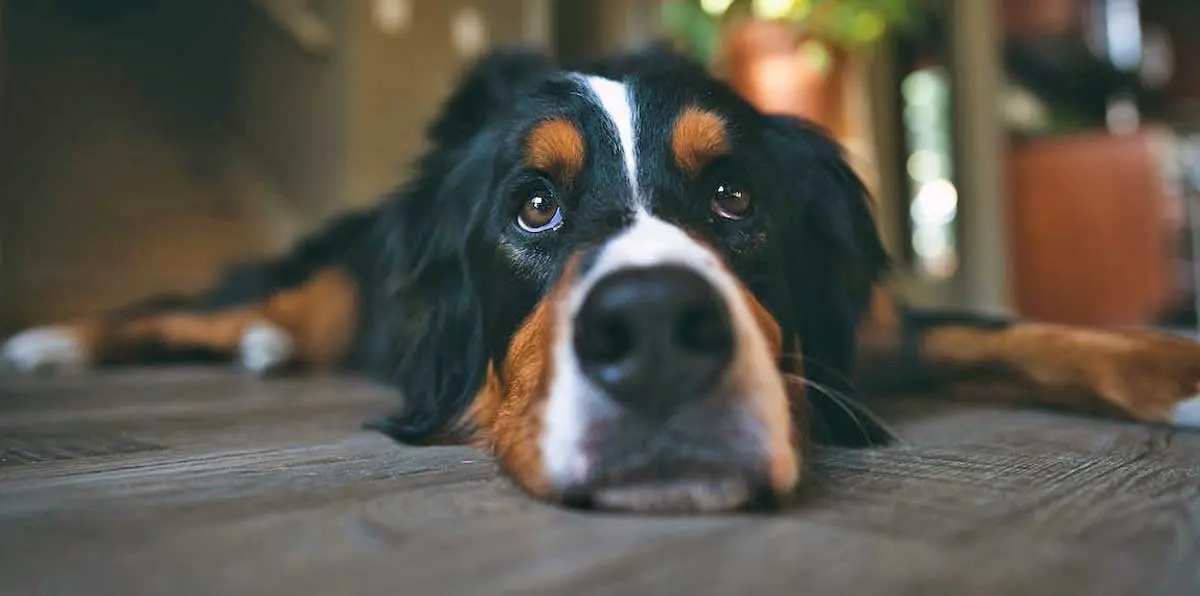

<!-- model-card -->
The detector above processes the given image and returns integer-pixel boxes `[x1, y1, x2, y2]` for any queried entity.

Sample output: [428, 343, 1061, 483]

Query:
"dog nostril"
[577, 314, 634, 364]
[675, 303, 732, 355]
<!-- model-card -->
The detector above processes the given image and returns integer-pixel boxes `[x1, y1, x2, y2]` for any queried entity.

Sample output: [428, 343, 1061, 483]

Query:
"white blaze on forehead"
[579, 75, 639, 203]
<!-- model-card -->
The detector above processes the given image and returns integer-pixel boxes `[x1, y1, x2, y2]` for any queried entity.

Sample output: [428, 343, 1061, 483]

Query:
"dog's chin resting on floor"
[5, 45, 1200, 513]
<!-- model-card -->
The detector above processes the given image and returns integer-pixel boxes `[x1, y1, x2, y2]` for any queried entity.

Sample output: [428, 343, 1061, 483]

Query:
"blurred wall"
[554, 0, 661, 63]
[235, 0, 352, 225]
[0, 0, 285, 332]
[238, 0, 553, 225]
[343, 0, 550, 206]
[0, 0, 551, 331]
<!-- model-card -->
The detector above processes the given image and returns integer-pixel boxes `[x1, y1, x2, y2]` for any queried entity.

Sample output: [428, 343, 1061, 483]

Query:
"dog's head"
[368, 47, 889, 512]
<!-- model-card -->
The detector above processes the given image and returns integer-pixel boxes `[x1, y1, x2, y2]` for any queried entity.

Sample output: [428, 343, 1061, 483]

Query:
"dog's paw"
[1, 326, 89, 374]
[239, 322, 294, 375]
[1171, 393, 1200, 428]
[1077, 331, 1200, 427]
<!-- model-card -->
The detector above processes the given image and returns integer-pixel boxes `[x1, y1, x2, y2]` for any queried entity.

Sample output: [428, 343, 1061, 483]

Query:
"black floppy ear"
[762, 115, 888, 303]
[761, 115, 891, 447]
[425, 46, 553, 150]
[364, 47, 553, 445]
[364, 137, 497, 445]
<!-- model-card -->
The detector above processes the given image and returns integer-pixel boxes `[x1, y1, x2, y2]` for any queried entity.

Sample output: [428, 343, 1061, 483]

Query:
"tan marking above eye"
[672, 107, 730, 175]
[525, 118, 585, 184]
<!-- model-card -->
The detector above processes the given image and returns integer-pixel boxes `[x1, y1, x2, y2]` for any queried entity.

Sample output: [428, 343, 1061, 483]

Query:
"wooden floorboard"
[2, 367, 1199, 595]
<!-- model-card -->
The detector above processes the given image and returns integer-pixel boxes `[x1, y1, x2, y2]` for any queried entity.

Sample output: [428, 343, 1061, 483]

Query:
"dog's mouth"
[546, 410, 787, 514]
[586, 477, 761, 513]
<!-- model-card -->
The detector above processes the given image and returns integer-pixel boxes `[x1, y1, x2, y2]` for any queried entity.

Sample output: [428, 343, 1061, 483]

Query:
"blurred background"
[1, 0, 1199, 336]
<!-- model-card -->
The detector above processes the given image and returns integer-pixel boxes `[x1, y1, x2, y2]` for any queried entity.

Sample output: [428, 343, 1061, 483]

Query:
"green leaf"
[663, 0, 944, 59]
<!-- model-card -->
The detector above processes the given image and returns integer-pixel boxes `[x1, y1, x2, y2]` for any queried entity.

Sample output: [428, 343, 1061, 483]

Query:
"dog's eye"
[711, 183, 751, 220]
[517, 191, 563, 233]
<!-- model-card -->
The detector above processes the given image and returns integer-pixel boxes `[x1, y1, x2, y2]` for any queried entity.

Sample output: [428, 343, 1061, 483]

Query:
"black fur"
[363, 48, 557, 442]
[87, 205, 380, 366]
[757, 116, 891, 446]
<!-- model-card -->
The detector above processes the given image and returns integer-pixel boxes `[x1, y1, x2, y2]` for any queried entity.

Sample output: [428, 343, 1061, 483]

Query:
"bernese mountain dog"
[5, 46, 1200, 512]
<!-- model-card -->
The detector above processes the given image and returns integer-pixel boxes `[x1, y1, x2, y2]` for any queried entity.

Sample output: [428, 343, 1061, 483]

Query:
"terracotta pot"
[1008, 130, 1175, 326]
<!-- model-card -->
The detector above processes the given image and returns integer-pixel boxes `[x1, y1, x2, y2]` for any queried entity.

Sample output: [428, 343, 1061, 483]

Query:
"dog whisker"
[778, 352, 860, 392]
[782, 372, 909, 448]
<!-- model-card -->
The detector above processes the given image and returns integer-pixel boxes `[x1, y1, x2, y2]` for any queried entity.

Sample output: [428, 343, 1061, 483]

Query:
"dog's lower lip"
[589, 477, 751, 513]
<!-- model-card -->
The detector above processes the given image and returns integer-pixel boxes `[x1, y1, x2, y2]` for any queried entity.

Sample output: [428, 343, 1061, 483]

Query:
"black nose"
[573, 265, 734, 416]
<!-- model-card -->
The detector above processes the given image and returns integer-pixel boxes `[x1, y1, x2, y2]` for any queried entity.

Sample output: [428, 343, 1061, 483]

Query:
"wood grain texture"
[2, 368, 1199, 595]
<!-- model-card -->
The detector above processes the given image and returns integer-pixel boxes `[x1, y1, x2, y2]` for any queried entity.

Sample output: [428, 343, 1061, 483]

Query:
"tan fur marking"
[59, 268, 357, 369]
[672, 107, 730, 175]
[922, 323, 1200, 422]
[261, 268, 358, 370]
[526, 118, 585, 185]
[742, 286, 783, 358]
[463, 361, 504, 447]
[466, 256, 582, 497]
[99, 309, 265, 359]
[723, 263, 799, 493]
[739, 285, 799, 491]
[856, 285, 902, 354]
[490, 298, 557, 496]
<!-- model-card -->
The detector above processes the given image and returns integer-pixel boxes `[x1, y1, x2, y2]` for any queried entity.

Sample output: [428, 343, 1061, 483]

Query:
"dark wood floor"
[2, 367, 1199, 595]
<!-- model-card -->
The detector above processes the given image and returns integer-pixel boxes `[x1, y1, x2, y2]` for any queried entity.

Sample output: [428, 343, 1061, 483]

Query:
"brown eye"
[711, 183, 750, 220]
[517, 192, 563, 232]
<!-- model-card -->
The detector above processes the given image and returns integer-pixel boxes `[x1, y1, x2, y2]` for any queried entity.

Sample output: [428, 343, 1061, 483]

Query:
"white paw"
[1171, 393, 1200, 428]
[1, 326, 89, 373]
[239, 322, 294, 374]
